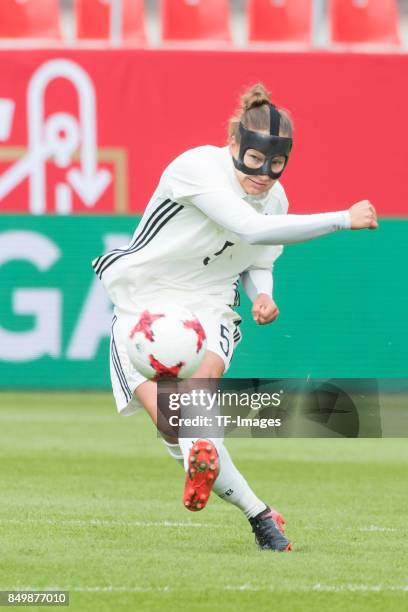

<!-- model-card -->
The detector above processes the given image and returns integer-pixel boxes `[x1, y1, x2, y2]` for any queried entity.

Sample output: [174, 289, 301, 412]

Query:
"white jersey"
[93, 145, 288, 313]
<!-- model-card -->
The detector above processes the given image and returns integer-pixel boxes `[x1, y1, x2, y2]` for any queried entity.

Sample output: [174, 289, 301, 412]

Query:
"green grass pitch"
[0, 392, 407, 612]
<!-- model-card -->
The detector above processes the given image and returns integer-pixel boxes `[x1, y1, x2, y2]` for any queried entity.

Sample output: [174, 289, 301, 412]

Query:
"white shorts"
[110, 301, 242, 416]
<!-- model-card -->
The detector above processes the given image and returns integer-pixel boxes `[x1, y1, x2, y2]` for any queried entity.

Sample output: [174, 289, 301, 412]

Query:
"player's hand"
[252, 294, 279, 325]
[349, 200, 378, 230]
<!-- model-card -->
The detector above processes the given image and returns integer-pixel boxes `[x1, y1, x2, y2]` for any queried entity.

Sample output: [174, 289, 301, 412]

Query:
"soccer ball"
[126, 304, 207, 380]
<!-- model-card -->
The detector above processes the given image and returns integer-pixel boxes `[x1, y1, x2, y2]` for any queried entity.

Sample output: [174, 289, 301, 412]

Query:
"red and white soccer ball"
[126, 304, 207, 380]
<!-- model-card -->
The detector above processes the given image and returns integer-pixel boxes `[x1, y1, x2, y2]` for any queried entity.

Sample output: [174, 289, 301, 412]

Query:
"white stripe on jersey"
[93, 199, 183, 279]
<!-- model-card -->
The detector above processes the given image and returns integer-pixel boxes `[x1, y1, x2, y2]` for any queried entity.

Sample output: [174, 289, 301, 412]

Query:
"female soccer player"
[93, 84, 377, 552]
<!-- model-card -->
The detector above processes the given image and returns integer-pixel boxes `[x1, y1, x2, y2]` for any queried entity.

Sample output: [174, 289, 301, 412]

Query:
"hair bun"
[228, 82, 292, 142]
[241, 83, 271, 112]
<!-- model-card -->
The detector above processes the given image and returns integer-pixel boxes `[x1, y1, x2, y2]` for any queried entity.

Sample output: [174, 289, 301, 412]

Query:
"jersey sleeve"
[165, 147, 350, 246]
[190, 190, 350, 245]
[163, 147, 229, 200]
[241, 268, 273, 301]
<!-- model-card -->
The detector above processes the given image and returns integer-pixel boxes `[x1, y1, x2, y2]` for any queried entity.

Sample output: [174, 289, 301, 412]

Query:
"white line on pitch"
[305, 525, 403, 533]
[224, 584, 408, 593]
[0, 518, 404, 533]
[313, 584, 408, 592]
[358, 525, 400, 532]
[1, 584, 408, 594]
[225, 584, 408, 593]
[0, 518, 213, 528]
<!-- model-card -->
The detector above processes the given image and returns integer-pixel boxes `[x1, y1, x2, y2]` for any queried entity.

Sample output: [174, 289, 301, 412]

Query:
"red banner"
[0, 49, 406, 215]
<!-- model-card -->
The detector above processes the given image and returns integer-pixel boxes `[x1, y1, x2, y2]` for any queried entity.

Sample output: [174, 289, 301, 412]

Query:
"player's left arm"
[241, 267, 279, 325]
[241, 183, 289, 324]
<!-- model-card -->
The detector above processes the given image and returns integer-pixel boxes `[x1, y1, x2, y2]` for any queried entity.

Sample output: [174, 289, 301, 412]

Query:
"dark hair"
[228, 83, 293, 143]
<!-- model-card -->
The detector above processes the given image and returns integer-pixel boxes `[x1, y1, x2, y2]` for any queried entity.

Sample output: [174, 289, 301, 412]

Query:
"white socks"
[163, 437, 266, 520]
[162, 439, 184, 467]
[212, 443, 266, 519]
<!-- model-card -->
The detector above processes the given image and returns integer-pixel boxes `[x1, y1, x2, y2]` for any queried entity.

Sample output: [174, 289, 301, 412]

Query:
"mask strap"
[269, 104, 280, 136]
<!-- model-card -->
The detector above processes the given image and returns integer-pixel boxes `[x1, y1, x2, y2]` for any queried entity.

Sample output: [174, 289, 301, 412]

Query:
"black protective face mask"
[232, 104, 293, 179]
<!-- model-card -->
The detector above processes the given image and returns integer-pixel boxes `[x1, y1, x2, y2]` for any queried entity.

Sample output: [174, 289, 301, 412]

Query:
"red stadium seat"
[76, 0, 147, 45]
[248, 0, 312, 43]
[161, 0, 231, 43]
[330, 0, 400, 45]
[0, 0, 61, 39]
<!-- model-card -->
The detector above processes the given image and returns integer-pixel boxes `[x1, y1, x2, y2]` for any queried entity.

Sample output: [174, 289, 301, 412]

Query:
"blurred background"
[0, 0, 405, 47]
[0, 0, 408, 47]
[0, 0, 407, 390]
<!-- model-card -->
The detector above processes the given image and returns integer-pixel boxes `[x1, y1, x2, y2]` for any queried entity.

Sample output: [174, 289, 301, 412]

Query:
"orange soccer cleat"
[183, 439, 219, 512]
[267, 507, 286, 534]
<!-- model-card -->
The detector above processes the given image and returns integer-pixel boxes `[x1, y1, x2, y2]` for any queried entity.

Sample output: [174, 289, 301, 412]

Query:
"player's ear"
[229, 136, 238, 156]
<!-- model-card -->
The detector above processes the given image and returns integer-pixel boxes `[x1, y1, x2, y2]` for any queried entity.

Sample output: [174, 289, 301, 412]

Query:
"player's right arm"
[166, 147, 377, 246]
[191, 192, 378, 246]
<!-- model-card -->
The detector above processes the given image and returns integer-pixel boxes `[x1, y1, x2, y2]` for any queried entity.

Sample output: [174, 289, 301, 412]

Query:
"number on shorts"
[219, 324, 230, 357]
